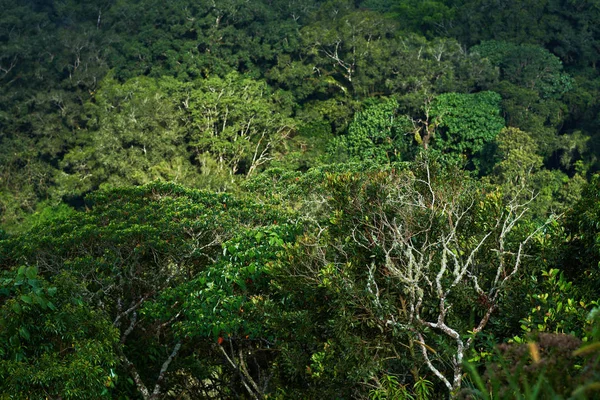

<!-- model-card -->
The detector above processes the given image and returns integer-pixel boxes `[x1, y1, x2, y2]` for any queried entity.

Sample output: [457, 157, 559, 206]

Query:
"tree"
[492, 127, 543, 184]
[328, 98, 414, 163]
[186, 72, 296, 177]
[450, 0, 600, 69]
[424, 91, 505, 170]
[296, 11, 496, 100]
[57, 75, 199, 198]
[472, 41, 572, 100]
[471, 41, 572, 158]
[0, 182, 289, 399]
[487, 127, 585, 219]
[0, 266, 119, 399]
[392, 0, 455, 38]
[106, 0, 303, 80]
[0, 0, 113, 227]
[561, 174, 600, 299]
[148, 222, 301, 399]
[276, 158, 549, 395]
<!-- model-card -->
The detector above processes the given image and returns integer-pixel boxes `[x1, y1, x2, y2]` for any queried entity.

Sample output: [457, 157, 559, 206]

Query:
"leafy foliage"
[329, 98, 414, 163]
[0, 267, 119, 399]
[429, 91, 504, 168]
[0, 182, 292, 398]
[2, 0, 600, 398]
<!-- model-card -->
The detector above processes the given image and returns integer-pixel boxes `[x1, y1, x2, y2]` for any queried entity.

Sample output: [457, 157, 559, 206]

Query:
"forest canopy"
[1, 0, 600, 398]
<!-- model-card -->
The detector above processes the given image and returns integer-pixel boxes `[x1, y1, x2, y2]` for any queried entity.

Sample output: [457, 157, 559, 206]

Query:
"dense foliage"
[2, 0, 600, 398]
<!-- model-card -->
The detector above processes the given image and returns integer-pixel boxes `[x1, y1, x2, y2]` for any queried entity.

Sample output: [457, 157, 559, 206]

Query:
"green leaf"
[255, 231, 264, 243]
[20, 295, 33, 304]
[19, 326, 30, 341]
[11, 302, 22, 314]
[212, 324, 220, 338]
[25, 266, 38, 280]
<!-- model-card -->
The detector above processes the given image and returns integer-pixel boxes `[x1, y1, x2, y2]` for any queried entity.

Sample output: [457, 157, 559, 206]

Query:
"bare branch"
[219, 344, 260, 400]
[415, 332, 452, 391]
[150, 342, 182, 399]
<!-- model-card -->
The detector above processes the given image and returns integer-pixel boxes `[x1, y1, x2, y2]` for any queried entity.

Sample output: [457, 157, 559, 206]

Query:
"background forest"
[1, 0, 600, 398]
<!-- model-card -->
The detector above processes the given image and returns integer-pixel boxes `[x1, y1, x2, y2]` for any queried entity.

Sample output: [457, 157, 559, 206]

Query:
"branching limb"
[150, 342, 182, 399]
[415, 331, 452, 391]
[218, 343, 262, 400]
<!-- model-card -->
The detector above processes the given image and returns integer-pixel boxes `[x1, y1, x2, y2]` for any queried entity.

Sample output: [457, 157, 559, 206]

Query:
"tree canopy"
[2, 0, 600, 398]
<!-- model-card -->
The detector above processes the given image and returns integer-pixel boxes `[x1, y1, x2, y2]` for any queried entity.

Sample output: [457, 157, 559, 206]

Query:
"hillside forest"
[2, 0, 600, 398]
